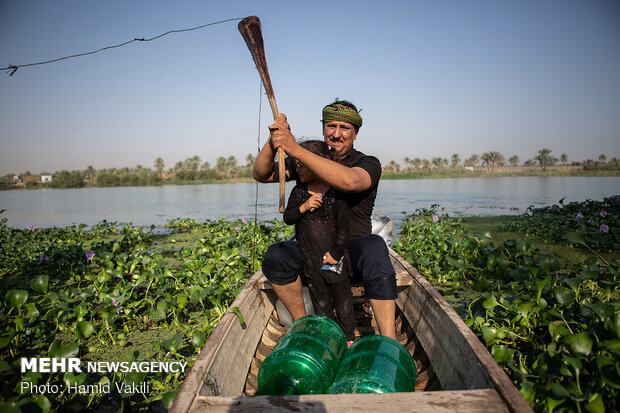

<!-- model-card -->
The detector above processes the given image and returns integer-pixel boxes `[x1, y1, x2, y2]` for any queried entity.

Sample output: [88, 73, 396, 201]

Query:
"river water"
[1, 177, 618, 233]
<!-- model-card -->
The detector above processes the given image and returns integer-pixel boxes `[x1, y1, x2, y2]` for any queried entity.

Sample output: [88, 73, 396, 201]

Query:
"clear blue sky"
[1, 0, 619, 175]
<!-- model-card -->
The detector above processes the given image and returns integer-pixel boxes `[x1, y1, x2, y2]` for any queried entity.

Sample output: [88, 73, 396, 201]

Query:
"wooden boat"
[170, 246, 533, 412]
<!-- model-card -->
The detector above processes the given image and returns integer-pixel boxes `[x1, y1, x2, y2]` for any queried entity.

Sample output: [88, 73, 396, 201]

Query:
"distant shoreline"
[2, 168, 619, 191]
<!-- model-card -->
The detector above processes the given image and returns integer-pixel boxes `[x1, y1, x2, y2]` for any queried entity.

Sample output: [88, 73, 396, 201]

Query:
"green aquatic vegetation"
[502, 195, 620, 252]
[394, 203, 619, 413]
[0, 212, 292, 412]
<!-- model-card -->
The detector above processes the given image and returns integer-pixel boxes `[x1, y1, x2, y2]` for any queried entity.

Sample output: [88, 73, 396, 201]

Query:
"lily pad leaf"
[191, 331, 206, 349]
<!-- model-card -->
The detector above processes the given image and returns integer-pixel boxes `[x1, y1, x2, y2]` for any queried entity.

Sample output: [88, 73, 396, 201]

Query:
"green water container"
[326, 335, 417, 394]
[257, 314, 347, 395]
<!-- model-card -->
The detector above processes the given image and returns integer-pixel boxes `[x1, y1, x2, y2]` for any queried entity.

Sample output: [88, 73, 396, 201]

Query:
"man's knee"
[262, 241, 302, 285]
[349, 234, 397, 300]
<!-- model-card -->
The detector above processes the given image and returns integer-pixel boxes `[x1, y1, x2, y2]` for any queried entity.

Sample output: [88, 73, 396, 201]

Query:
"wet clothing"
[285, 148, 382, 244]
[263, 147, 397, 316]
[282, 184, 355, 340]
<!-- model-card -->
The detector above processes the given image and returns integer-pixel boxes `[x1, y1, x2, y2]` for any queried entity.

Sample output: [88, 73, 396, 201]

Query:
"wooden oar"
[238, 16, 285, 213]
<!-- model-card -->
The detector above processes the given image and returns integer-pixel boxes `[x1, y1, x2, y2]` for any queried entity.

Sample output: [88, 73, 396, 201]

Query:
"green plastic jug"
[257, 314, 347, 395]
[326, 335, 417, 394]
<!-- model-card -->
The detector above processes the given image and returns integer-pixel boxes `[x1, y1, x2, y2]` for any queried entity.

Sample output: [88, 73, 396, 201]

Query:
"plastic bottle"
[326, 335, 417, 394]
[258, 314, 347, 395]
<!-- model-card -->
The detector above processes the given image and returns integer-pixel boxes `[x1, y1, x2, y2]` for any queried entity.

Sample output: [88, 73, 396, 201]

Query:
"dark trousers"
[262, 234, 397, 300]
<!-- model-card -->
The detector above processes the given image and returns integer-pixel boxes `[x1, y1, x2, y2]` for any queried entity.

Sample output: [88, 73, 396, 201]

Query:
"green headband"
[322, 104, 363, 128]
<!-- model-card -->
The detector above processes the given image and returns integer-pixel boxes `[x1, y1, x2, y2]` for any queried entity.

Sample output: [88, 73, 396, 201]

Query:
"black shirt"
[285, 148, 382, 244]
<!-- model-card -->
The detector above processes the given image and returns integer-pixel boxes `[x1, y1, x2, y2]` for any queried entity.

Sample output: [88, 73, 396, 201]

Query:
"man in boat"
[253, 99, 397, 339]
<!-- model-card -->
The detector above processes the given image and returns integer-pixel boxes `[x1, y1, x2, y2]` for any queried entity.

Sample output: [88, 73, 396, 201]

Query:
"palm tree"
[481, 152, 492, 172]
[86, 165, 96, 180]
[470, 154, 479, 167]
[215, 157, 227, 177]
[412, 158, 422, 170]
[598, 154, 607, 164]
[451, 154, 460, 168]
[403, 157, 412, 171]
[508, 155, 519, 167]
[560, 154, 567, 166]
[535, 148, 553, 171]
[227, 156, 238, 177]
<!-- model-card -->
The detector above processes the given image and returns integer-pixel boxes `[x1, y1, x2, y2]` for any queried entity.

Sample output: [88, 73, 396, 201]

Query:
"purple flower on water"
[85, 250, 95, 262]
[241, 217, 248, 224]
[235, 226, 240, 231]
[432, 215, 439, 223]
[27, 224, 35, 231]
[39, 255, 50, 264]
[600, 210, 608, 218]
[588, 218, 595, 226]
[576, 212, 584, 219]
[600, 224, 609, 233]
[111, 299, 124, 314]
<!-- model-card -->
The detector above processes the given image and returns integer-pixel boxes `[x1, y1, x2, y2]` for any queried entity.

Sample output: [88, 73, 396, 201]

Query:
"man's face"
[323, 121, 357, 156]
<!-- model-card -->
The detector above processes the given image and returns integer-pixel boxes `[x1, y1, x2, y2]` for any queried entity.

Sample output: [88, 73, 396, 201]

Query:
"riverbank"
[3, 167, 618, 191]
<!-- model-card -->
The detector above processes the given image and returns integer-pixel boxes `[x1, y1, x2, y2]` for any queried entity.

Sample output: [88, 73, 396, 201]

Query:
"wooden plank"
[389, 249, 533, 413]
[170, 270, 276, 413]
[190, 389, 509, 412]
[199, 284, 275, 396]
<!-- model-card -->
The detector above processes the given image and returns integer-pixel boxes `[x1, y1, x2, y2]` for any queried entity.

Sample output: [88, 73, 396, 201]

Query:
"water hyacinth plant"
[0, 213, 292, 412]
[394, 200, 619, 413]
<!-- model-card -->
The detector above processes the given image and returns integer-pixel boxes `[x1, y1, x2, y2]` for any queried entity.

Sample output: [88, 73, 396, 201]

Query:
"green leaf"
[191, 331, 206, 349]
[482, 295, 501, 311]
[163, 389, 179, 410]
[549, 321, 571, 341]
[48, 341, 79, 359]
[550, 382, 570, 398]
[585, 302, 615, 322]
[120, 371, 148, 398]
[584, 393, 605, 413]
[63, 372, 87, 387]
[30, 275, 49, 294]
[0, 330, 16, 350]
[565, 332, 593, 357]
[6, 289, 28, 311]
[539, 255, 560, 274]
[161, 333, 184, 352]
[535, 277, 551, 301]
[515, 238, 533, 253]
[566, 231, 587, 246]
[481, 325, 498, 345]
[75, 321, 95, 339]
[230, 306, 244, 325]
[553, 286, 575, 305]
[491, 344, 514, 365]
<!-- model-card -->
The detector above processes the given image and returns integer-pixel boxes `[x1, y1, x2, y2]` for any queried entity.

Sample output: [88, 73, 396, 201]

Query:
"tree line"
[1, 148, 617, 190]
[1, 154, 257, 189]
[384, 148, 618, 173]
